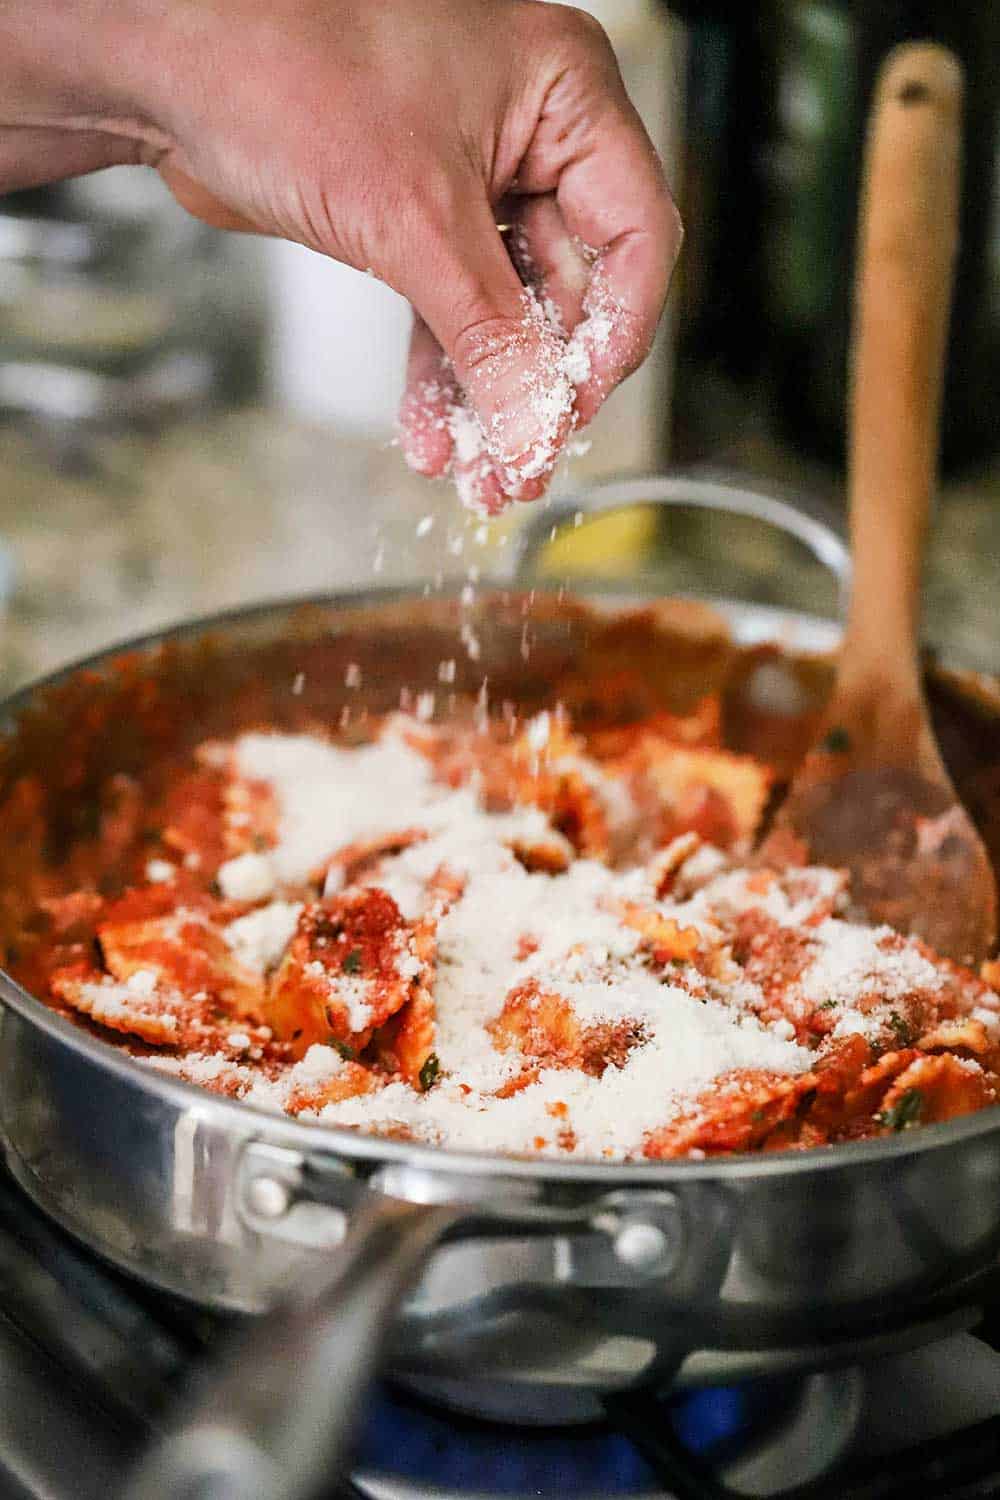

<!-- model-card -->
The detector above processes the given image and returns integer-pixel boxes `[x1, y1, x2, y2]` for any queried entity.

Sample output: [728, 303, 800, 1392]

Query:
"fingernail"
[512, 477, 548, 504]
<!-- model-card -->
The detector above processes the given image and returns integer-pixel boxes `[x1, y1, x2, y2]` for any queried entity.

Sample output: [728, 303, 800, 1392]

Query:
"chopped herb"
[330, 1037, 356, 1061]
[877, 1088, 923, 1132]
[819, 999, 838, 1011]
[252, 833, 270, 853]
[342, 948, 362, 974]
[419, 1053, 441, 1092]
[888, 1011, 913, 1045]
[751, 1108, 766, 1124]
[822, 726, 851, 753]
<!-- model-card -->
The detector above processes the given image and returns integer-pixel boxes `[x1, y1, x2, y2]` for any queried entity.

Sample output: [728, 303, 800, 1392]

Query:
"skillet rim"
[2, 580, 999, 1188]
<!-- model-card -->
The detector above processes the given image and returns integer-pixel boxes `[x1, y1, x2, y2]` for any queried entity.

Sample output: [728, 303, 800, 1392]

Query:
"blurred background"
[0, 0, 998, 690]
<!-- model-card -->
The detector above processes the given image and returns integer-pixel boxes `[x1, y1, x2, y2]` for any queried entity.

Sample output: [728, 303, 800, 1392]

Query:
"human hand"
[3, 0, 681, 512]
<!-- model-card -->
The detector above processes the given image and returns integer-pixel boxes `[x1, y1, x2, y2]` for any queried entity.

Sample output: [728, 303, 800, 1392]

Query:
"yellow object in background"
[531, 506, 659, 578]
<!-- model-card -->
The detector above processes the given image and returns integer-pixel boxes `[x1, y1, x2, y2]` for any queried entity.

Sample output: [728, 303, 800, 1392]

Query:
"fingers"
[389, 188, 575, 512]
[509, 194, 590, 336]
[449, 287, 574, 496]
[513, 7, 683, 427]
[0, 126, 141, 194]
[398, 316, 457, 477]
[565, 224, 681, 428]
[398, 305, 548, 511]
[552, 96, 683, 425]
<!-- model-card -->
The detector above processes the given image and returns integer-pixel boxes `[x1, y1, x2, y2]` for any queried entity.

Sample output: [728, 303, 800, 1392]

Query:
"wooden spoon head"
[768, 760, 997, 967]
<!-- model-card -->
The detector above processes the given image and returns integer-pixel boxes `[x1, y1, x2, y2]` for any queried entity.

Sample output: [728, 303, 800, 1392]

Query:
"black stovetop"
[3, 1165, 1000, 1500]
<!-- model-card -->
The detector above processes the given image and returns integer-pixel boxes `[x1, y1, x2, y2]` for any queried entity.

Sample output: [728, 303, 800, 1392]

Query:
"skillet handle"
[124, 1194, 460, 1500]
[512, 473, 852, 604]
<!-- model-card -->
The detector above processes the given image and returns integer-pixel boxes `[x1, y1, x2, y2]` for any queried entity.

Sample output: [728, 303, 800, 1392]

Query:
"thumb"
[391, 194, 575, 499]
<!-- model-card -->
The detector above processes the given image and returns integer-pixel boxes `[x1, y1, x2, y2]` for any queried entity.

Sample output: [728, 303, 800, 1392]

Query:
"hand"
[3, 0, 681, 512]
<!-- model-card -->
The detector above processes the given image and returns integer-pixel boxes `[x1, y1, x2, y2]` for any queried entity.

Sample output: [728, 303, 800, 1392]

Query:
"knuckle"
[641, 185, 684, 270]
[544, 2, 613, 55]
[522, 0, 617, 75]
[613, 325, 653, 385]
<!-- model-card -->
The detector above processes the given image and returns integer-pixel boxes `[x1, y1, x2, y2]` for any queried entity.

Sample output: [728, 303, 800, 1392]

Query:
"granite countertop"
[0, 410, 470, 691]
[0, 406, 998, 693]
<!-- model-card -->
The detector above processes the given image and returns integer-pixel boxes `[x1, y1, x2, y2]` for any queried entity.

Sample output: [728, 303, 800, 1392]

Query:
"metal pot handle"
[512, 472, 852, 606]
[123, 1193, 461, 1500]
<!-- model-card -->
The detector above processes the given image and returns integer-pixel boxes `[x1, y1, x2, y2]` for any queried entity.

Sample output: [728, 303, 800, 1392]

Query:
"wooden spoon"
[765, 43, 997, 967]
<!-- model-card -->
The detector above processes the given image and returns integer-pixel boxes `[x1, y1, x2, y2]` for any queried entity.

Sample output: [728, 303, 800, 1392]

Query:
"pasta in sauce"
[10, 695, 1000, 1160]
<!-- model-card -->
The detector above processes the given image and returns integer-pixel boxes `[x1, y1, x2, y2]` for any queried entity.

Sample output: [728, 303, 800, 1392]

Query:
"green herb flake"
[888, 1011, 913, 1045]
[418, 1053, 441, 1092]
[341, 948, 363, 975]
[819, 999, 838, 1011]
[330, 1037, 356, 1061]
[876, 1088, 923, 1132]
[751, 1108, 766, 1124]
[821, 726, 851, 753]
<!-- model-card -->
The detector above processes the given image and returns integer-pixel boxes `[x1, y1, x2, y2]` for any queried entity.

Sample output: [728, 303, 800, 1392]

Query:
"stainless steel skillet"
[0, 479, 998, 1500]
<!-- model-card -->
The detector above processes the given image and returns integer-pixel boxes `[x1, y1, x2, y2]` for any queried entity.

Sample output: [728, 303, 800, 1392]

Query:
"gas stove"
[2, 1165, 1000, 1500]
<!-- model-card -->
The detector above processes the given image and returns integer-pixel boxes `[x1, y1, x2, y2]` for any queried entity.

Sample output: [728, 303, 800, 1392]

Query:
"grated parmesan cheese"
[224, 900, 302, 972]
[115, 718, 999, 1160]
[234, 729, 443, 884]
[305, 962, 374, 1032]
[217, 852, 276, 903]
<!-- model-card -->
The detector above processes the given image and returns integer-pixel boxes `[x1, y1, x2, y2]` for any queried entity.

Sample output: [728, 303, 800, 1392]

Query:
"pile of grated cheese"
[141, 718, 999, 1159]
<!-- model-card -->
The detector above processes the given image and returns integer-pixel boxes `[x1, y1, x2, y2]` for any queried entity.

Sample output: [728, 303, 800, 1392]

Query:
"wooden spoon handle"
[845, 43, 963, 685]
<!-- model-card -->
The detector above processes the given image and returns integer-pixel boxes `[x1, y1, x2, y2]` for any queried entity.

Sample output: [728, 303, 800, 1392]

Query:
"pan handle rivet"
[613, 1220, 672, 1272]
[247, 1174, 291, 1220]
